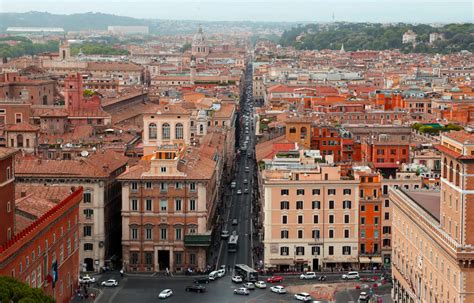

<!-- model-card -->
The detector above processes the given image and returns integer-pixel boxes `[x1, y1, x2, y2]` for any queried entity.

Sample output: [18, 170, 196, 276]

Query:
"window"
[298, 230, 303, 239]
[282, 215, 288, 224]
[175, 182, 182, 189]
[190, 183, 196, 192]
[83, 192, 92, 203]
[149, 123, 157, 139]
[189, 199, 196, 211]
[83, 208, 93, 218]
[344, 214, 350, 224]
[131, 199, 138, 211]
[6, 167, 11, 180]
[328, 189, 336, 195]
[175, 228, 182, 240]
[312, 246, 320, 256]
[383, 226, 391, 234]
[296, 189, 305, 196]
[131, 182, 138, 192]
[361, 205, 366, 212]
[160, 167, 167, 173]
[190, 253, 196, 265]
[146, 199, 153, 211]
[15, 113, 22, 124]
[312, 189, 320, 195]
[343, 189, 351, 195]
[329, 229, 334, 238]
[280, 201, 289, 210]
[131, 228, 138, 240]
[312, 201, 321, 209]
[281, 230, 289, 239]
[343, 200, 352, 209]
[328, 246, 334, 255]
[296, 246, 305, 256]
[313, 215, 319, 224]
[329, 200, 335, 209]
[360, 217, 366, 225]
[175, 123, 184, 139]
[160, 228, 167, 240]
[281, 189, 289, 195]
[131, 253, 138, 265]
[374, 217, 379, 225]
[175, 199, 182, 211]
[344, 229, 350, 238]
[146, 227, 153, 240]
[384, 212, 390, 220]
[296, 201, 303, 209]
[312, 229, 320, 240]
[374, 230, 379, 238]
[175, 252, 182, 265]
[298, 215, 303, 224]
[384, 199, 390, 207]
[329, 215, 334, 224]
[342, 246, 351, 255]
[145, 182, 152, 189]
[162, 123, 170, 139]
[280, 247, 289, 256]
[160, 200, 167, 211]
[374, 205, 379, 212]
[145, 252, 153, 265]
[83, 226, 92, 237]
[84, 243, 93, 251]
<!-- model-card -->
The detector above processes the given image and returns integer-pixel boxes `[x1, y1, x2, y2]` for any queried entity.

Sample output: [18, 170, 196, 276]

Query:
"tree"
[180, 42, 192, 53]
[0, 276, 55, 303]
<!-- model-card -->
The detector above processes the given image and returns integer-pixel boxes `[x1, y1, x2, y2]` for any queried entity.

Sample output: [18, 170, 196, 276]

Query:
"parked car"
[232, 275, 243, 283]
[185, 284, 206, 293]
[233, 287, 250, 295]
[221, 230, 230, 239]
[79, 276, 96, 284]
[194, 277, 210, 284]
[254, 281, 267, 289]
[245, 167, 250, 172]
[342, 271, 360, 280]
[244, 188, 249, 194]
[300, 272, 317, 279]
[236, 189, 242, 195]
[267, 275, 283, 283]
[158, 289, 173, 299]
[231, 181, 236, 188]
[294, 292, 312, 302]
[358, 291, 370, 302]
[243, 179, 248, 184]
[217, 268, 226, 277]
[243, 282, 255, 290]
[270, 285, 287, 294]
[208, 271, 219, 280]
[101, 279, 118, 287]
[232, 219, 238, 225]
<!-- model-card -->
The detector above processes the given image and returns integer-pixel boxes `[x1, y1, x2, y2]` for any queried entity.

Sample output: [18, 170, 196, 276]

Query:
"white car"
[294, 292, 312, 301]
[231, 275, 243, 283]
[217, 268, 226, 277]
[243, 282, 255, 290]
[300, 272, 317, 279]
[79, 276, 96, 283]
[270, 285, 287, 294]
[342, 271, 360, 280]
[101, 279, 118, 287]
[221, 230, 230, 239]
[158, 289, 173, 299]
[236, 189, 242, 195]
[254, 281, 267, 289]
[359, 291, 370, 302]
[233, 287, 249, 295]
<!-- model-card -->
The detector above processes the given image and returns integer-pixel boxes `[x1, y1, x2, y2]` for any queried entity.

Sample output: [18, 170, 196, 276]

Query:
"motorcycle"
[318, 275, 327, 281]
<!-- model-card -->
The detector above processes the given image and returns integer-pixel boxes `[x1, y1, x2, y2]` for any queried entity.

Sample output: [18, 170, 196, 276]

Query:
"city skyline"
[1, 0, 473, 23]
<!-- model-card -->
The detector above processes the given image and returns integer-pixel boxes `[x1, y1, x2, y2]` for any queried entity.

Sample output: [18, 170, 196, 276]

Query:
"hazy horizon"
[1, 0, 473, 23]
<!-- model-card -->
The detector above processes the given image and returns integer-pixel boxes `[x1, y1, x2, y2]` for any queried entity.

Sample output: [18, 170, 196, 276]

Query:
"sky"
[1, 0, 473, 23]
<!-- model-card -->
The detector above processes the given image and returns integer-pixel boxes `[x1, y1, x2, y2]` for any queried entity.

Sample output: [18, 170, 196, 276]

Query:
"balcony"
[184, 234, 212, 247]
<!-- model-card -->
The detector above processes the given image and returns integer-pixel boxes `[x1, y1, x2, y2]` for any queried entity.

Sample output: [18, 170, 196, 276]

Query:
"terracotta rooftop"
[5, 123, 39, 132]
[443, 131, 474, 144]
[0, 147, 18, 160]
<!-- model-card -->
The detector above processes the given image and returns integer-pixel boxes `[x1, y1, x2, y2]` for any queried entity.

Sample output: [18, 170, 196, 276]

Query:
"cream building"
[391, 131, 474, 303]
[261, 150, 360, 271]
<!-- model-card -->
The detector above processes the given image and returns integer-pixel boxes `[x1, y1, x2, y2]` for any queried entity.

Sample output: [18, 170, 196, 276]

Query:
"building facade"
[0, 148, 18, 246]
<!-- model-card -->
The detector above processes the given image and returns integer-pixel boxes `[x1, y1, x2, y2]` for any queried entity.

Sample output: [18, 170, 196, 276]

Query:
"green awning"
[184, 234, 212, 247]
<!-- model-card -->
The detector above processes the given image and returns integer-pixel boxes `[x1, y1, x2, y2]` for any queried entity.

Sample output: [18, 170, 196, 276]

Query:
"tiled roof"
[444, 131, 474, 144]
[5, 123, 39, 132]
[87, 61, 142, 72]
[16, 150, 129, 179]
[0, 148, 18, 160]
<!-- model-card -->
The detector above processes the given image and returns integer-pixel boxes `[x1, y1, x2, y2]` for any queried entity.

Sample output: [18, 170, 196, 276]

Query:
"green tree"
[0, 276, 55, 303]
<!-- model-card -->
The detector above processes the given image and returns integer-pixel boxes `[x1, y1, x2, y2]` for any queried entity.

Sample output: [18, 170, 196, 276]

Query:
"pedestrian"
[120, 268, 124, 277]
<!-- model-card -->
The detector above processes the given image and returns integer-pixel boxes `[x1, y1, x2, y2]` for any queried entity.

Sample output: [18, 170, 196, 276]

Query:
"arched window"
[199, 124, 204, 134]
[42, 95, 48, 105]
[17, 134, 23, 148]
[175, 123, 184, 139]
[300, 127, 307, 139]
[443, 157, 448, 178]
[162, 123, 170, 140]
[449, 160, 454, 182]
[455, 164, 460, 187]
[149, 123, 157, 139]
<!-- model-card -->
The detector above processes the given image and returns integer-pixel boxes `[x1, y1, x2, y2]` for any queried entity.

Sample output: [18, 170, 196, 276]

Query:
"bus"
[234, 264, 258, 282]
[228, 234, 239, 252]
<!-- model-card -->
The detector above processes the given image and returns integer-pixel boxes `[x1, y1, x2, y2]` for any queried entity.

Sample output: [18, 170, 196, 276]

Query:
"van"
[208, 271, 219, 281]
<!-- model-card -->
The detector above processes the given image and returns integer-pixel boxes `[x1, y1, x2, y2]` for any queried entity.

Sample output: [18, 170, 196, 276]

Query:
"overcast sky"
[1, 0, 473, 23]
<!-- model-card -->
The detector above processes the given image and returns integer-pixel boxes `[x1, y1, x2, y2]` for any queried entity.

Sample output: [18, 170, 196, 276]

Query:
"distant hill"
[279, 22, 474, 54]
[0, 11, 148, 32]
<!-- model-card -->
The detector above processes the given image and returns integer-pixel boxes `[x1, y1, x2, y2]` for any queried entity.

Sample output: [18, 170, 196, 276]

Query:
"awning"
[269, 258, 294, 265]
[359, 256, 383, 263]
[184, 234, 212, 247]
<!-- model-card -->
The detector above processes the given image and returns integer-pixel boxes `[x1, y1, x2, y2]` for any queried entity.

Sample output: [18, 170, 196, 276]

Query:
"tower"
[191, 25, 209, 58]
[59, 40, 71, 61]
[190, 55, 196, 84]
[63, 73, 83, 109]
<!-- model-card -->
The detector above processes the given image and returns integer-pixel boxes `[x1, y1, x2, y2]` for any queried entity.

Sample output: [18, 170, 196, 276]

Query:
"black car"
[185, 285, 206, 293]
[194, 277, 210, 284]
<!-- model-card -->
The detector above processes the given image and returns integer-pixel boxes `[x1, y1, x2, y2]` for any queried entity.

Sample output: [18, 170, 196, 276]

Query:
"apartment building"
[118, 144, 218, 272]
[261, 149, 360, 271]
[0, 148, 18, 246]
[391, 131, 474, 303]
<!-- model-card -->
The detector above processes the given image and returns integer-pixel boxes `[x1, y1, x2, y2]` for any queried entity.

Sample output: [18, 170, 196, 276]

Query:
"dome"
[192, 26, 206, 46]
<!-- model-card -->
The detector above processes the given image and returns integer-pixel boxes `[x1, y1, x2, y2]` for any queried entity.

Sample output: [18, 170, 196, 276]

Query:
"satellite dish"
[80, 151, 89, 157]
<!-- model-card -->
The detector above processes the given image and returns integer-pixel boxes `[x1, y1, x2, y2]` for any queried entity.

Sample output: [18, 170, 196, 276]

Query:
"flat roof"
[404, 190, 441, 222]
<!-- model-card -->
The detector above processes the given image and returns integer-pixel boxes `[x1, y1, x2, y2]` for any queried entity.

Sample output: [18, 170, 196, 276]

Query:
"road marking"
[105, 278, 127, 303]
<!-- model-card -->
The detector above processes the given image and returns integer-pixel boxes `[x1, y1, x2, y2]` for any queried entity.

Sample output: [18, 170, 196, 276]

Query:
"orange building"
[0, 187, 83, 303]
[285, 118, 312, 149]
